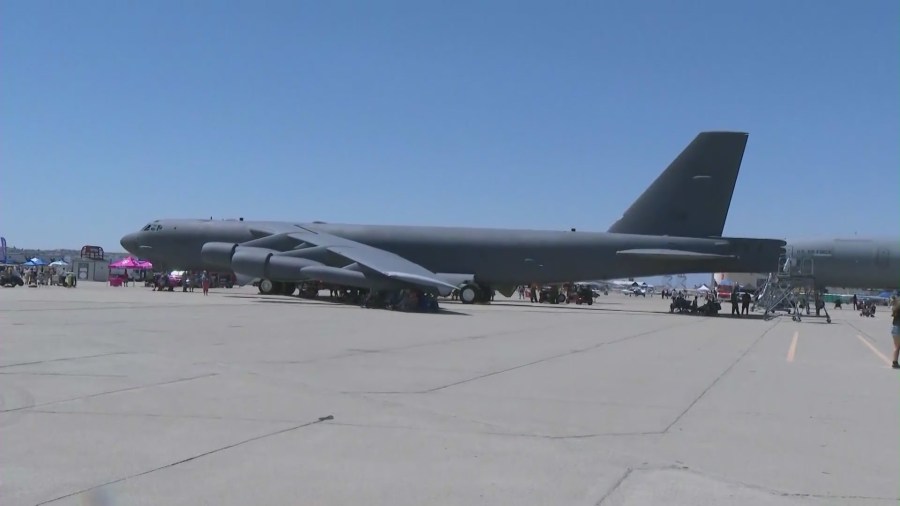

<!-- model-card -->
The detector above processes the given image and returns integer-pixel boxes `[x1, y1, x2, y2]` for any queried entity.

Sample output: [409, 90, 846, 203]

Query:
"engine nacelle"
[231, 247, 325, 281]
[231, 248, 278, 279]
[266, 255, 323, 281]
[201, 242, 240, 271]
[299, 265, 369, 287]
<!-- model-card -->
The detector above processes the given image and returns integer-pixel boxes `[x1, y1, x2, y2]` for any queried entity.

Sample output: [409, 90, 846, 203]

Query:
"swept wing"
[286, 230, 458, 295]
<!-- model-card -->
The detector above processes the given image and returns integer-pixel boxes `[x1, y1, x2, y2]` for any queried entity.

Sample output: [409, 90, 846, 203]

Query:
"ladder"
[753, 273, 794, 318]
[752, 255, 831, 323]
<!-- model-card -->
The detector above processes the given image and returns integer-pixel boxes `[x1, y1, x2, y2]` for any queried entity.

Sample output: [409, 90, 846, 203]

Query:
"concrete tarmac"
[1, 283, 897, 505]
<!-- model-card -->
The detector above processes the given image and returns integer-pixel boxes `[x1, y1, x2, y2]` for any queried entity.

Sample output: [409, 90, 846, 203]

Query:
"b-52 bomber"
[120, 131, 786, 303]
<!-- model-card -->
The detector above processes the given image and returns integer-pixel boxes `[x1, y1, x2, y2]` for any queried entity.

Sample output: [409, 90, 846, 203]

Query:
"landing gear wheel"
[258, 279, 275, 295]
[459, 284, 480, 304]
[556, 293, 566, 304]
[281, 283, 296, 296]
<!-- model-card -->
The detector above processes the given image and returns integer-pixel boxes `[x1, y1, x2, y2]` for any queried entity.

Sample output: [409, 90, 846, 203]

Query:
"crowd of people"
[2, 265, 77, 287]
[148, 271, 212, 295]
[667, 290, 723, 316]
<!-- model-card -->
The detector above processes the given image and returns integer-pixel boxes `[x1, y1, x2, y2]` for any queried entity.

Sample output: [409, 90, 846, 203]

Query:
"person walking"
[891, 299, 900, 369]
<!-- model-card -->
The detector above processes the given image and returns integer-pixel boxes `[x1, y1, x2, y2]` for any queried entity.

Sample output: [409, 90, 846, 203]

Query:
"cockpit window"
[142, 224, 152, 231]
[142, 224, 163, 232]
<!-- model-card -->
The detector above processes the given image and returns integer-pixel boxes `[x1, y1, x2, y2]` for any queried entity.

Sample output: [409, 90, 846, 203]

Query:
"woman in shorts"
[891, 298, 900, 369]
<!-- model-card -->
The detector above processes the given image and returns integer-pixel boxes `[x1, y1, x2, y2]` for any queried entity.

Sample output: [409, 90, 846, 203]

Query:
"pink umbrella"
[109, 256, 153, 270]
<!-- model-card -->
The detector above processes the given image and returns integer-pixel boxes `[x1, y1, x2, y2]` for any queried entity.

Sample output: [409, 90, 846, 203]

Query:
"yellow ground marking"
[786, 331, 799, 362]
[855, 334, 892, 366]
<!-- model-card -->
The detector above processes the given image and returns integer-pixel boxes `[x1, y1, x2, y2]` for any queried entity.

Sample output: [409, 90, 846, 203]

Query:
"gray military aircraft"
[120, 131, 786, 303]
[781, 237, 898, 290]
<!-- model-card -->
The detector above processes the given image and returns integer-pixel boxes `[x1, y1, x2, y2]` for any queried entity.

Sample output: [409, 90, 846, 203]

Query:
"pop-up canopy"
[109, 256, 153, 270]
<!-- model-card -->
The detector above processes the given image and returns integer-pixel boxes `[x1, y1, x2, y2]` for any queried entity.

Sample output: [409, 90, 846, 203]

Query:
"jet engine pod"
[201, 242, 239, 270]
[300, 265, 369, 288]
[230, 247, 279, 279]
[266, 255, 323, 281]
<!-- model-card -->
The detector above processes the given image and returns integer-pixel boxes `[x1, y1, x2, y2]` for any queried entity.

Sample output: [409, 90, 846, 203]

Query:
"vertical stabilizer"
[607, 131, 748, 237]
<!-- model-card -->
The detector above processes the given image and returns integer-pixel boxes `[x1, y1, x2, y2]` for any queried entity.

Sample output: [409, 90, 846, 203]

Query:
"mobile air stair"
[753, 254, 831, 323]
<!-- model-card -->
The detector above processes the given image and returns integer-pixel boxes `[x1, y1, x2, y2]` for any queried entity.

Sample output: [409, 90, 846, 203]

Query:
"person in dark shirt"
[891, 300, 900, 369]
[741, 292, 752, 315]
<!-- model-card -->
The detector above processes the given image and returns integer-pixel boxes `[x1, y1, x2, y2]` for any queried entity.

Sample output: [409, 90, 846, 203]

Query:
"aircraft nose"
[120, 233, 139, 253]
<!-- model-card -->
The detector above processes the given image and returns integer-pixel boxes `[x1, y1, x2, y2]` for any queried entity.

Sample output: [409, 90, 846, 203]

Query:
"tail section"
[607, 131, 748, 238]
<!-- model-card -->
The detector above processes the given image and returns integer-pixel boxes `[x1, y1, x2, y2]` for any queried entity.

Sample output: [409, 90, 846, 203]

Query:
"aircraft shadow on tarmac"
[222, 294, 470, 316]
[458, 300, 777, 320]
[223, 294, 785, 320]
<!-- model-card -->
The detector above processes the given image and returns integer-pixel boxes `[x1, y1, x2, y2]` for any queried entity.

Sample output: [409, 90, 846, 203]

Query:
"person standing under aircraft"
[731, 289, 740, 316]
[891, 299, 900, 369]
[201, 270, 210, 296]
[741, 291, 751, 315]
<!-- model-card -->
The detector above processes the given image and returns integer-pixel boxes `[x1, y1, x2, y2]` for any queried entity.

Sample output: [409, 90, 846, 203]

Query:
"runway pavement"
[1, 283, 897, 505]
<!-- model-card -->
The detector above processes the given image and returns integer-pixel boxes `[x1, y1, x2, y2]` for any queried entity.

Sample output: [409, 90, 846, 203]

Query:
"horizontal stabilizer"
[616, 249, 736, 261]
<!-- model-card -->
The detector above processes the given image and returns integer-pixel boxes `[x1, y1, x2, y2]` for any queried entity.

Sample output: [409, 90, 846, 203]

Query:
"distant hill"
[5, 247, 129, 264]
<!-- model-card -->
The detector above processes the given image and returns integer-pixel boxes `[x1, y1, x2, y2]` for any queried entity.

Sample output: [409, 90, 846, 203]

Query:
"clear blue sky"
[2, 0, 898, 252]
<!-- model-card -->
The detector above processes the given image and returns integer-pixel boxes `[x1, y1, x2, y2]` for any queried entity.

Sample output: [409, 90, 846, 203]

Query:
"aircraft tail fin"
[607, 131, 748, 238]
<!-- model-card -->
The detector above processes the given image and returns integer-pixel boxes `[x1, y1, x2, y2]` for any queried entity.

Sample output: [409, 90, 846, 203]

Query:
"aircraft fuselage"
[121, 219, 784, 286]
[785, 238, 899, 290]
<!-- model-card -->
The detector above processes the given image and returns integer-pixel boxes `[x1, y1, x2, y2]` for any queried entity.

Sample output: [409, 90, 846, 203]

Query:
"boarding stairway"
[752, 255, 831, 323]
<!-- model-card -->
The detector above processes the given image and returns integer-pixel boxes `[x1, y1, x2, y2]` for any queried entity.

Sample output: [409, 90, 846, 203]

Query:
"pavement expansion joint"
[35, 414, 337, 505]
[0, 373, 219, 413]
[25, 408, 309, 425]
[349, 318, 711, 396]
[0, 371, 127, 378]
[322, 420, 662, 440]
[0, 351, 132, 369]
[662, 319, 781, 433]
[595, 467, 634, 505]
[620, 464, 900, 502]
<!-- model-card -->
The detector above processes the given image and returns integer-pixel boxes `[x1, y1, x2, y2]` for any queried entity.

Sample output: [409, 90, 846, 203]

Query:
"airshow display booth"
[72, 245, 111, 283]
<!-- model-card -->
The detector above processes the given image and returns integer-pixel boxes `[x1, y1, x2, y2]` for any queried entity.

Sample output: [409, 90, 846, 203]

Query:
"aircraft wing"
[616, 249, 736, 261]
[286, 231, 458, 294]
